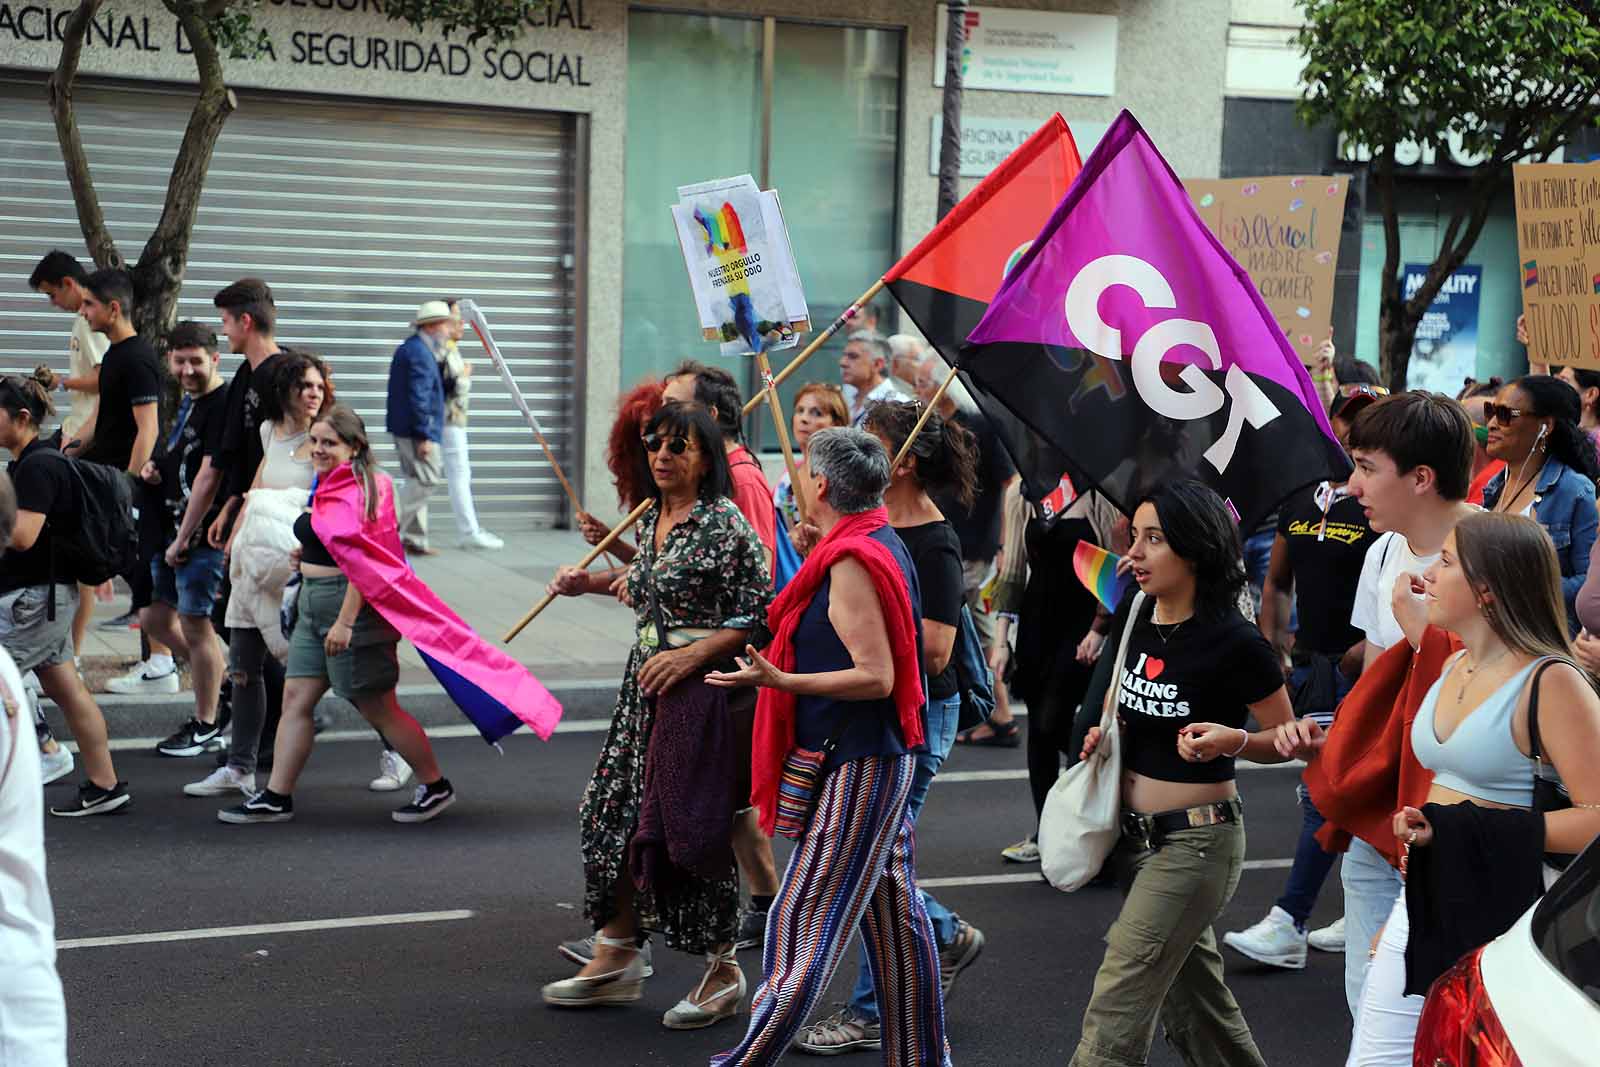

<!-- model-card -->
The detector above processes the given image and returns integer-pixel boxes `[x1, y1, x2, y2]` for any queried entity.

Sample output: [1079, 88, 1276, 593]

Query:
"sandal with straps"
[956, 718, 1020, 747]
[541, 933, 647, 1007]
[662, 946, 746, 1030]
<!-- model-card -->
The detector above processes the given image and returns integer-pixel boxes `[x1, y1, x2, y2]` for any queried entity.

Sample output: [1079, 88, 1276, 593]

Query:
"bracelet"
[1226, 728, 1250, 757]
[1312, 371, 1334, 382]
[333, 618, 356, 628]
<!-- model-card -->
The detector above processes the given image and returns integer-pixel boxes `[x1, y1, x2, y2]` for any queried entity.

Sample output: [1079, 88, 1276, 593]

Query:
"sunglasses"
[1483, 404, 1532, 425]
[1339, 383, 1390, 399]
[642, 434, 693, 455]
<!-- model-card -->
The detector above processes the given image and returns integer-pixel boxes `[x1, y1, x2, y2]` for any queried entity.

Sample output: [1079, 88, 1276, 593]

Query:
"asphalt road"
[45, 720, 1352, 1066]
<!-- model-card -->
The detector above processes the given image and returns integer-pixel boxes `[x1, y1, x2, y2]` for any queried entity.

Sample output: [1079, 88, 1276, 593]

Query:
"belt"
[1121, 798, 1242, 851]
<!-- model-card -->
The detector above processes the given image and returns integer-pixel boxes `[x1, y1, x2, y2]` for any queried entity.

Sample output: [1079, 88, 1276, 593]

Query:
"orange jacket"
[1304, 626, 1461, 868]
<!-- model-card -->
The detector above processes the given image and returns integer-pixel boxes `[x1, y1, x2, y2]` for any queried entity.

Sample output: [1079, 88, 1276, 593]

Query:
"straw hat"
[413, 300, 452, 327]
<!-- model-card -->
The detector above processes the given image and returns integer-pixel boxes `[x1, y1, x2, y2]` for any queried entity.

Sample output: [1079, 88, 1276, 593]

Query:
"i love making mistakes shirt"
[1113, 599, 1283, 784]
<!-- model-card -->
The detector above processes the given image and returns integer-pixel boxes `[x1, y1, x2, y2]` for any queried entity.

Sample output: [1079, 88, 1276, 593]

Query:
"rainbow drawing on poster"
[695, 203, 748, 254]
[692, 202, 760, 349]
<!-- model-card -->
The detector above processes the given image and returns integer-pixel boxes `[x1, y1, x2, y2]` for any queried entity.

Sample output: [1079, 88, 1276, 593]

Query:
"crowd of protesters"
[9, 257, 1600, 1067]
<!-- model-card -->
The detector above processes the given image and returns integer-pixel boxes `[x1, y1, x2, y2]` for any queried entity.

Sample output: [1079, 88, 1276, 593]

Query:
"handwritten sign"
[1185, 176, 1348, 365]
[1513, 161, 1600, 368]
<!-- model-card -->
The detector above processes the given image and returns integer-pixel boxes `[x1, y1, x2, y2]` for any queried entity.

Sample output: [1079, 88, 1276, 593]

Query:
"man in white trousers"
[439, 300, 501, 550]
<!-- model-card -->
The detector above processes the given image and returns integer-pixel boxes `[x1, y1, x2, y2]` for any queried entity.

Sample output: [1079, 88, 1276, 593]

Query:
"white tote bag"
[1039, 591, 1144, 892]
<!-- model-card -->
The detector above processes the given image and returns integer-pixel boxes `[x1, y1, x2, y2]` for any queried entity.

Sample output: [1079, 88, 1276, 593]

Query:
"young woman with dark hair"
[1070, 480, 1297, 1067]
[1482, 374, 1600, 632]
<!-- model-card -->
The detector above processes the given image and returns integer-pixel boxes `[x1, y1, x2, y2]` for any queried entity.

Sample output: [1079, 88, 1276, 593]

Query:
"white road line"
[87, 717, 615, 752]
[57, 910, 475, 950]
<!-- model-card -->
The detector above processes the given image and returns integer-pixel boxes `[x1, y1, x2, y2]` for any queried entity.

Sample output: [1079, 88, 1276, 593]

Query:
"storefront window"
[622, 11, 903, 446]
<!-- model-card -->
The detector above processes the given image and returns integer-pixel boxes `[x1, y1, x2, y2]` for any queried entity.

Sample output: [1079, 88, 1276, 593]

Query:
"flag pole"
[741, 278, 886, 417]
[890, 364, 959, 469]
[504, 498, 656, 642]
[754, 342, 809, 524]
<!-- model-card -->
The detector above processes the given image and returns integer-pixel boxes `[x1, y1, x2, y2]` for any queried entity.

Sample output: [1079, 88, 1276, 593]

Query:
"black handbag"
[1528, 659, 1575, 872]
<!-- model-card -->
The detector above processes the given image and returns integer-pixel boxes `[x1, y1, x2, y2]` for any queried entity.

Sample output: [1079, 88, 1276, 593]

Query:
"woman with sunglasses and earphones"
[1481, 375, 1600, 633]
[542, 402, 771, 1031]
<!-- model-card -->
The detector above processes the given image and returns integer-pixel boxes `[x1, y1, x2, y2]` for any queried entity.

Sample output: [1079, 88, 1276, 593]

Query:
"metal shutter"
[0, 73, 578, 526]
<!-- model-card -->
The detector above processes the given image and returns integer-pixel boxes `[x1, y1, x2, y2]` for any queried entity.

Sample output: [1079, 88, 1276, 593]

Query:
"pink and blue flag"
[313, 462, 563, 743]
[959, 111, 1351, 531]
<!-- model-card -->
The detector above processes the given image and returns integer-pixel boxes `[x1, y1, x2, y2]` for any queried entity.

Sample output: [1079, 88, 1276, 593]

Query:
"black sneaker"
[49, 780, 131, 817]
[218, 791, 294, 824]
[392, 778, 455, 823]
[735, 906, 768, 951]
[156, 718, 224, 758]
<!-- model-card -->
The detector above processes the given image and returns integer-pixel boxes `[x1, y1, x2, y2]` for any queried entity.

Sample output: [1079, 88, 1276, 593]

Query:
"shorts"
[285, 574, 400, 700]
[962, 558, 997, 647]
[0, 585, 75, 672]
[151, 545, 226, 617]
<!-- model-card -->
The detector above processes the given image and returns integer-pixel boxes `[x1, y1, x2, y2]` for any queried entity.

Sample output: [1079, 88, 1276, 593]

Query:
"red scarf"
[750, 507, 925, 834]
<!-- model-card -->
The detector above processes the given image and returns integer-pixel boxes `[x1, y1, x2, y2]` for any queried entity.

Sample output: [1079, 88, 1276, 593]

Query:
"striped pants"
[712, 754, 951, 1066]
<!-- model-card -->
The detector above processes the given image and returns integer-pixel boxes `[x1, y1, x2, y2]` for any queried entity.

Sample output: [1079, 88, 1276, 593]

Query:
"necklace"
[1455, 646, 1512, 707]
[1152, 620, 1184, 644]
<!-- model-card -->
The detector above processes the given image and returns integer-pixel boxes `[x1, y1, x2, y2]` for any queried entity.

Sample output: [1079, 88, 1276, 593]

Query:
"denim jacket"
[1483, 455, 1598, 631]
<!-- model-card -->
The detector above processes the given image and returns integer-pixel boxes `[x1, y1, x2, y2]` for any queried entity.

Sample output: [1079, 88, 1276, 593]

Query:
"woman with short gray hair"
[707, 426, 950, 1065]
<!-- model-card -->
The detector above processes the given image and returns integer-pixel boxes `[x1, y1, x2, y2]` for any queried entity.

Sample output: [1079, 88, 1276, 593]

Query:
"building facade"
[1, 0, 1233, 524]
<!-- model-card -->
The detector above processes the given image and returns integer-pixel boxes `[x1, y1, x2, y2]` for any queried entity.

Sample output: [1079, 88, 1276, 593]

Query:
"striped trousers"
[712, 754, 951, 1066]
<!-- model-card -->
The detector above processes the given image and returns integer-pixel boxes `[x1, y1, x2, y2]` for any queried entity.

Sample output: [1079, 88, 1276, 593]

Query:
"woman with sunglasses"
[773, 383, 848, 588]
[542, 402, 771, 1031]
[1481, 375, 1600, 632]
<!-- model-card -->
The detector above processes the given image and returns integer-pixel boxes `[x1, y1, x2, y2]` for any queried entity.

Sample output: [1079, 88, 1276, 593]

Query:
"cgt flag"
[959, 111, 1350, 531]
[884, 114, 1093, 508]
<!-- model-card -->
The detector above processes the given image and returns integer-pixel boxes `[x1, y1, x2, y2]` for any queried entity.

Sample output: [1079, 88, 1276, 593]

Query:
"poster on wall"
[1404, 264, 1482, 395]
[1513, 161, 1600, 367]
[670, 174, 811, 356]
[933, 6, 1117, 97]
[1184, 175, 1349, 365]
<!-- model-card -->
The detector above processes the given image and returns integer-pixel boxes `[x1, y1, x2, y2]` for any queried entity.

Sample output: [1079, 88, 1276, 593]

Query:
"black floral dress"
[579, 494, 771, 953]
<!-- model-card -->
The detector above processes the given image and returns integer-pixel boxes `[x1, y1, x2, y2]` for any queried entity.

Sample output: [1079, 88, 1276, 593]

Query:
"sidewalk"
[62, 526, 640, 737]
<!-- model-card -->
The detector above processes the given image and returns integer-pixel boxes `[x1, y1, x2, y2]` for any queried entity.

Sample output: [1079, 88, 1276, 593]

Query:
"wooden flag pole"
[755, 346, 809, 524]
[504, 498, 655, 642]
[741, 278, 887, 417]
[890, 364, 959, 469]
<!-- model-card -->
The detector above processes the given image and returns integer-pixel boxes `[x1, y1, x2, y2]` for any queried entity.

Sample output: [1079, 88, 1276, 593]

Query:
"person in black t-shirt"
[0, 374, 129, 816]
[67, 269, 160, 475]
[1073, 481, 1296, 1067]
[134, 323, 230, 758]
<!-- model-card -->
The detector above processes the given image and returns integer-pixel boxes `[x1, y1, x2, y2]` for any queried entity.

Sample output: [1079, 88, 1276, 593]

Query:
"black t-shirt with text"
[77, 335, 161, 471]
[1275, 484, 1375, 655]
[0, 439, 76, 593]
[1113, 598, 1282, 784]
[895, 520, 966, 700]
[155, 384, 229, 539]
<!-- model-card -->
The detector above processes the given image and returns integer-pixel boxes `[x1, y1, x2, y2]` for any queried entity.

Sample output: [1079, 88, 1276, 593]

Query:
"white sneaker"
[1308, 915, 1346, 953]
[459, 529, 504, 550]
[183, 765, 256, 797]
[104, 660, 181, 695]
[39, 745, 74, 786]
[1001, 836, 1040, 863]
[369, 749, 413, 792]
[1223, 906, 1308, 969]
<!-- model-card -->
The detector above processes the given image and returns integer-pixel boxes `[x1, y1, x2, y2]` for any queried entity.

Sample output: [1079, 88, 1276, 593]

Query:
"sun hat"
[413, 300, 452, 326]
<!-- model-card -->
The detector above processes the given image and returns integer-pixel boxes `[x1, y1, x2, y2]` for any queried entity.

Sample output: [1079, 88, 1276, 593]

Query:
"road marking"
[88, 717, 615, 752]
[57, 910, 475, 950]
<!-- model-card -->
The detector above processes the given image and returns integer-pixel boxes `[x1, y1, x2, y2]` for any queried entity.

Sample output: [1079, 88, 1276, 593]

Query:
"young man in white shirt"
[1340, 390, 1476, 1018]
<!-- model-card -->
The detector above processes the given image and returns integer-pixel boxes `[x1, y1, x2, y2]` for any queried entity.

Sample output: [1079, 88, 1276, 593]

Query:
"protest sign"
[1185, 175, 1348, 365]
[1403, 264, 1482, 394]
[671, 174, 810, 357]
[1513, 161, 1600, 367]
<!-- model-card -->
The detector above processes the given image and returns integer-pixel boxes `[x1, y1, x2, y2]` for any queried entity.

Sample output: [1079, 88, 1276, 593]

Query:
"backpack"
[951, 603, 996, 727]
[26, 451, 138, 590]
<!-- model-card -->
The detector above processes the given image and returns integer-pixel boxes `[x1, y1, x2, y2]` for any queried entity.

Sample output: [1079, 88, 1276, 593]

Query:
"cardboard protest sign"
[671, 174, 810, 357]
[1185, 176, 1348, 365]
[1513, 161, 1600, 367]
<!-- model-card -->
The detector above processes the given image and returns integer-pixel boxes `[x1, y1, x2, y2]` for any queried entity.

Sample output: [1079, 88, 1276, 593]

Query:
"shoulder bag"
[1039, 590, 1146, 891]
[1528, 658, 1576, 873]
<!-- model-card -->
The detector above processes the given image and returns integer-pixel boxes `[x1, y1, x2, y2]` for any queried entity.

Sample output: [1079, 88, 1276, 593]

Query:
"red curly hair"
[608, 377, 666, 508]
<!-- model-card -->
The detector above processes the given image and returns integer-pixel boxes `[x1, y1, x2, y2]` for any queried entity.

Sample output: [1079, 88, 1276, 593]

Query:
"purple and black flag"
[958, 111, 1350, 531]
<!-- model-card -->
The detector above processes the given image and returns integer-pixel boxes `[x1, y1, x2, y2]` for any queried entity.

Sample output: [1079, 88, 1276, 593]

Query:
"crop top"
[292, 511, 336, 568]
[1411, 653, 1540, 807]
[259, 421, 313, 492]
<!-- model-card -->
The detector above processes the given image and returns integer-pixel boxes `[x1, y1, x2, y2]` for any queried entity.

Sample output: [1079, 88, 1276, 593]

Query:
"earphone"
[1536, 424, 1550, 449]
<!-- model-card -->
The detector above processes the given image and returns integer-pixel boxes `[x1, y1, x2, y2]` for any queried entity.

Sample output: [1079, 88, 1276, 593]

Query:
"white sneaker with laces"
[369, 749, 413, 792]
[459, 529, 505, 550]
[39, 746, 74, 786]
[1223, 906, 1308, 969]
[104, 660, 181, 695]
[1308, 915, 1346, 953]
[1001, 836, 1040, 863]
[183, 765, 256, 797]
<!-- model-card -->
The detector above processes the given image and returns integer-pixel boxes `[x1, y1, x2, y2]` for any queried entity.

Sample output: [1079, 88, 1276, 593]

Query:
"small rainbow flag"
[1073, 541, 1133, 612]
[694, 202, 748, 255]
[1524, 260, 1539, 289]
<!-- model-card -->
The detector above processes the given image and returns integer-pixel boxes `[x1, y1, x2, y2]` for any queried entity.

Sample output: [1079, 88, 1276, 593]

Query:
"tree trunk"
[936, 0, 966, 221]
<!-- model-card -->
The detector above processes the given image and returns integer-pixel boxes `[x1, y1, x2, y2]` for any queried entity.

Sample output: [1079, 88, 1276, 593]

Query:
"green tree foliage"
[1296, 0, 1600, 387]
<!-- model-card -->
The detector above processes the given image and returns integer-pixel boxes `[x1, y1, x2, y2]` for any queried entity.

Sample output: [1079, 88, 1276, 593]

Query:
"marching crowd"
[5, 245, 1600, 1067]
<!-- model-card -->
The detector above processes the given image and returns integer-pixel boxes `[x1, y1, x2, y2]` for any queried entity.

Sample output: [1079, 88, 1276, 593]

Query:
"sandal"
[955, 719, 1020, 747]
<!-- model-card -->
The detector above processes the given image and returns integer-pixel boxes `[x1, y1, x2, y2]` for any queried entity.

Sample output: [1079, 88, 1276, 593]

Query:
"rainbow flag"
[1524, 260, 1539, 288]
[1073, 541, 1132, 612]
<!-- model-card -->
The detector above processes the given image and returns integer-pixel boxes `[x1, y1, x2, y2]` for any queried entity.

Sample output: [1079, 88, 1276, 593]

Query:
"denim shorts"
[151, 545, 226, 617]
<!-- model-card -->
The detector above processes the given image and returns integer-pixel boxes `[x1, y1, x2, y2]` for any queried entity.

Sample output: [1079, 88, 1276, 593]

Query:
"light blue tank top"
[1411, 654, 1542, 807]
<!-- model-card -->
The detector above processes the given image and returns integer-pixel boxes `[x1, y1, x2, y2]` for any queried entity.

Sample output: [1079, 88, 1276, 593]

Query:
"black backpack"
[26, 450, 138, 591]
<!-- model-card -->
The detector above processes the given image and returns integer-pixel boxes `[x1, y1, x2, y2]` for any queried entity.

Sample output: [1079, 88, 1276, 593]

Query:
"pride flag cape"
[960, 111, 1351, 532]
[885, 114, 1095, 512]
[312, 463, 562, 743]
[1072, 542, 1132, 613]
